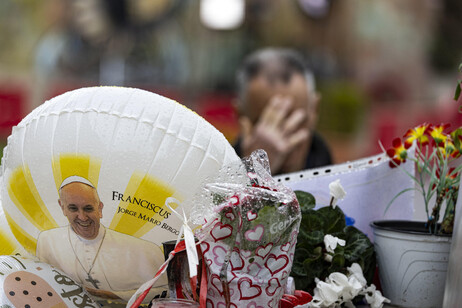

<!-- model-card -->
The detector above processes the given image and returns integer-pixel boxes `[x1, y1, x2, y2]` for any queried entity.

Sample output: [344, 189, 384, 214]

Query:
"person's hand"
[85, 287, 121, 300]
[239, 96, 311, 174]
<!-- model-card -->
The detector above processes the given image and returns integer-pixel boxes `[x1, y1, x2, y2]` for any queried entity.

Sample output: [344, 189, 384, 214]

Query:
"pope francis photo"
[36, 176, 167, 303]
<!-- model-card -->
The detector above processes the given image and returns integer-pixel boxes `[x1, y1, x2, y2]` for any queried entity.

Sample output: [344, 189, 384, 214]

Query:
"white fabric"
[60, 176, 95, 189]
[36, 225, 167, 302]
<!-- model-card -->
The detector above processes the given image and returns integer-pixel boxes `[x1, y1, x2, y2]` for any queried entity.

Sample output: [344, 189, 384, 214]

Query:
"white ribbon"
[165, 197, 199, 278]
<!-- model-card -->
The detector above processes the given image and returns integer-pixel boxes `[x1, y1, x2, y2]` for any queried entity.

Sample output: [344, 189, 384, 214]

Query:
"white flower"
[313, 280, 343, 307]
[308, 295, 323, 308]
[310, 264, 389, 308]
[324, 253, 333, 263]
[329, 179, 346, 208]
[324, 234, 346, 254]
[362, 284, 390, 308]
[328, 272, 361, 302]
[328, 272, 353, 301]
[347, 263, 367, 288]
[327, 272, 349, 286]
[345, 276, 364, 300]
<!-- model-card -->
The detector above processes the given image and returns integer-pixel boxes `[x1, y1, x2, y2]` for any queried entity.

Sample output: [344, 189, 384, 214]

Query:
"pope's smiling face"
[59, 182, 103, 240]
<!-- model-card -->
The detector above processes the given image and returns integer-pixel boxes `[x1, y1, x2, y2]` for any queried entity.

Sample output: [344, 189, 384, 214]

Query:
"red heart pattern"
[247, 301, 265, 308]
[201, 241, 210, 255]
[212, 245, 227, 266]
[255, 243, 273, 259]
[246, 210, 258, 221]
[211, 222, 233, 241]
[265, 254, 289, 275]
[211, 274, 224, 295]
[240, 249, 252, 259]
[225, 209, 236, 221]
[238, 277, 262, 300]
[230, 195, 240, 205]
[244, 224, 264, 242]
[290, 230, 298, 247]
[265, 277, 281, 296]
[227, 270, 238, 283]
[207, 287, 216, 298]
[246, 261, 263, 277]
[267, 297, 279, 308]
[280, 242, 291, 252]
[230, 248, 244, 270]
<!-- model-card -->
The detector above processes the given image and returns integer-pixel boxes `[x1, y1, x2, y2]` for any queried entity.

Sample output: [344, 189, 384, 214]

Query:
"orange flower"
[386, 138, 410, 167]
[441, 138, 460, 159]
[386, 122, 461, 235]
[404, 124, 429, 147]
[428, 124, 450, 147]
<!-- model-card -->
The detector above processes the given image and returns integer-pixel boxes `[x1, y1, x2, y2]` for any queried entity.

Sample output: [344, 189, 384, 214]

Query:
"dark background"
[1, 0, 461, 164]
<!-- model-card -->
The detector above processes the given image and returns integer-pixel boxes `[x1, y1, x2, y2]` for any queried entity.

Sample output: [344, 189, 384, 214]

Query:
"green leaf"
[300, 209, 325, 233]
[298, 229, 324, 246]
[343, 226, 376, 283]
[452, 128, 462, 153]
[317, 206, 346, 233]
[303, 253, 325, 282]
[292, 274, 310, 290]
[455, 82, 461, 101]
[295, 190, 316, 212]
[291, 260, 308, 277]
[308, 246, 323, 261]
[329, 253, 345, 273]
[343, 227, 371, 260]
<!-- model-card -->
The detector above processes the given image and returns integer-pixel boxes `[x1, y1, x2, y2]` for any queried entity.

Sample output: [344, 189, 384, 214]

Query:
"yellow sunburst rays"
[0, 215, 20, 255]
[2, 211, 35, 255]
[0, 233, 16, 255]
[109, 172, 180, 238]
[52, 154, 101, 191]
[5, 166, 59, 254]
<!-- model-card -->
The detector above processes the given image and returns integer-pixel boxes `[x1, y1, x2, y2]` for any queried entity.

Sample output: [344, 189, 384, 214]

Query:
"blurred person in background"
[234, 48, 332, 175]
[34, 0, 189, 87]
[35, 0, 132, 85]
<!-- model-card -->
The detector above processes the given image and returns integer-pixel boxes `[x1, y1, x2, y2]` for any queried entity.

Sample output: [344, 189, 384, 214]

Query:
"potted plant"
[371, 123, 462, 308]
[292, 180, 390, 308]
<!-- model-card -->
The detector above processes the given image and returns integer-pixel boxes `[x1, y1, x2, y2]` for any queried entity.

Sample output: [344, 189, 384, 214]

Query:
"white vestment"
[36, 225, 167, 302]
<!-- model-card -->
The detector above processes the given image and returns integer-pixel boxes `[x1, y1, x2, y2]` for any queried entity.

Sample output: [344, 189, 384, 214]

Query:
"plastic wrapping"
[191, 150, 301, 308]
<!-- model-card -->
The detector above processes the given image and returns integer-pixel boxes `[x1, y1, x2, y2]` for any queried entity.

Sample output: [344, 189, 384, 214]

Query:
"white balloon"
[0, 86, 239, 255]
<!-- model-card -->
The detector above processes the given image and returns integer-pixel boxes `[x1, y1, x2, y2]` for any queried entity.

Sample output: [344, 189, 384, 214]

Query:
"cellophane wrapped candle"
[190, 150, 301, 308]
